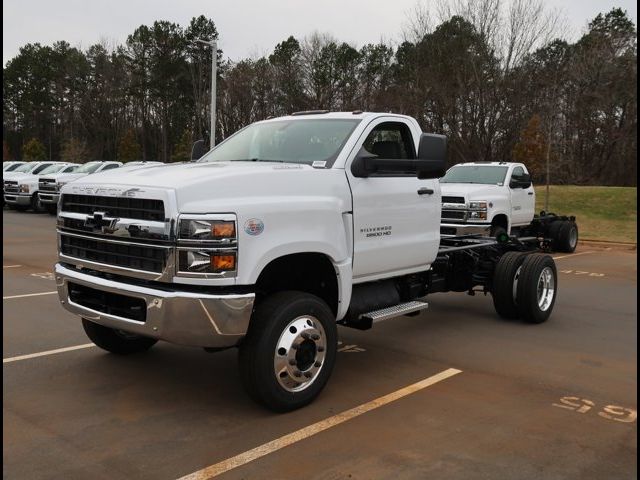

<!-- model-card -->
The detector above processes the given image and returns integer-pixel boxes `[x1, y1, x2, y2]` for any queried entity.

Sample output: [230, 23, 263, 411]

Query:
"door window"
[363, 122, 416, 160]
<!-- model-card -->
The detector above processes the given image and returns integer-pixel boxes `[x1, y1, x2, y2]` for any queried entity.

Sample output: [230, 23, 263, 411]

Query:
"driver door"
[346, 118, 441, 281]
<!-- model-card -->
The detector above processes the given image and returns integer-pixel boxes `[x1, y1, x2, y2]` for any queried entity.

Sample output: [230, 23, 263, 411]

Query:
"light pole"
[195, 38, 217, 147]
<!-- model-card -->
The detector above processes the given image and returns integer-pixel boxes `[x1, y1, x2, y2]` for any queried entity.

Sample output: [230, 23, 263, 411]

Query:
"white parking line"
[3, 291, 58, 300]
[3, 343, 95, 364]
[177, 367, 462, 480]
[553, 251, 594, 260]
[3, 264, 22, 268]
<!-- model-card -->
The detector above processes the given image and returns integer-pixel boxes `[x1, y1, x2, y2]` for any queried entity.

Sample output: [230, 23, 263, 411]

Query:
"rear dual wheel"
[492, 253, 557, 323]
[549, 220, 578, 253]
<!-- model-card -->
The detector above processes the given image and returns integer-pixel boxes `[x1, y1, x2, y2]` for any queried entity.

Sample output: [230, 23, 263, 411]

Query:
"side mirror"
[350, 147, 380, 177]
[416, 133, 447, 179]
[510, 173, 531, 188]
[190, 139, 207, 161]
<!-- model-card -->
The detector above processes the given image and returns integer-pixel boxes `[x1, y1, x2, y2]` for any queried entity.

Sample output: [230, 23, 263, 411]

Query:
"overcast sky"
[3, 0, 637, 66]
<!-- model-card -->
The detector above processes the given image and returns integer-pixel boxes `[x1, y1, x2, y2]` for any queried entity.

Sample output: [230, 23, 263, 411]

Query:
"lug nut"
[301, 332, 310, 340]
[289, 359, 297, 366]
[314, 361, 322, 368]
[304, 372, 313, 378]
[311, 334, 320, 340]
[293, 370, 302, 377]
[317, 346, 325, 352]
[291, 343, 299, 349]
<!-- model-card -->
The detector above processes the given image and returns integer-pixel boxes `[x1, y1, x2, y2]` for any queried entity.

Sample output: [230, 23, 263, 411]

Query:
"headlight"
[19, 184, 30, 193]
[469, 211, 487, 220]
[469, 201, 488, 210]
[178, 250, 237, 274]
[177, 215, 238, 277]
[179, 219, 236, 241]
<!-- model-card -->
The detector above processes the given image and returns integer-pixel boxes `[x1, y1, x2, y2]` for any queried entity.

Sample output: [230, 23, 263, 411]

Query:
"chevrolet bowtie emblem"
[84, 211, 118, 231]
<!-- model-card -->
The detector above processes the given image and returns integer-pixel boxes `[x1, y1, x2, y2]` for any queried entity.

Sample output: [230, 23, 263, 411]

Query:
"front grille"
[4, 181, 18, 194]
[60, 234, 168, 273]
[39, 179, 57, 192]
[61, 194, 165, 221]
[441, 226, 457, 235]
[441, 210, 466, 220]
[442, 196, 465, 204]
[68, 282, 147, 322]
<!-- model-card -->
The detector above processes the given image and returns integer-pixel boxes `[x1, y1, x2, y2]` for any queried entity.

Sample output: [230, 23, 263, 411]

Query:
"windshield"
[13, 163, 38, 173]
[4, 163, 25, 172]
[73, 162, 102, 174]
[440, 165, 508, 185]
[198, 119, 361, 166]
[39, 164, 67, 175]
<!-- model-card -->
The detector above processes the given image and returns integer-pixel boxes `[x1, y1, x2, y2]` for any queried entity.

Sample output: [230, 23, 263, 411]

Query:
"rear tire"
[554, 221, 578, 253]
[516, 254, 557, 324]
[82, 319, 158, 354]
[239, 291, 337, 412]
[491, 252, 526, 319]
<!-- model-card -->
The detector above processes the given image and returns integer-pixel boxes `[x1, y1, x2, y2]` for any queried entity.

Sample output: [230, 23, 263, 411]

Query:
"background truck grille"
[39, 179, 57, 192]
[4, 181, 18, 194]
[60, 234, 168, 273]
[61, 194, 165, 221]
[441, 210, 466, 220]
[442, 196, 465, 204]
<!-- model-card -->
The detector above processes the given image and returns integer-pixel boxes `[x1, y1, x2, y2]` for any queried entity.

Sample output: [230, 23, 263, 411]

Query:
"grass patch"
[535, 186, 637, 243]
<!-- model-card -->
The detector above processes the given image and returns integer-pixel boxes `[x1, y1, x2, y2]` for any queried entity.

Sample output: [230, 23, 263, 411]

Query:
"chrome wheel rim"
[569, 227, 578, 248]
[274, 315, 326, 393]
[537, 267, 555, 311]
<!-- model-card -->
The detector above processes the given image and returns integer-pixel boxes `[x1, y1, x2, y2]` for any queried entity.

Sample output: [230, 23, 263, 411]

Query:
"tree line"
[2, 2, 637, 186]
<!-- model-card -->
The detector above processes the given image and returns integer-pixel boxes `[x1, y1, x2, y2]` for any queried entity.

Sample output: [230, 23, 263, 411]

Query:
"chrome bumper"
[440, 222, 491, 237]
[4, 194, 31, 206]
[39, 192, 60, 204]
[55, 263, 255, 348]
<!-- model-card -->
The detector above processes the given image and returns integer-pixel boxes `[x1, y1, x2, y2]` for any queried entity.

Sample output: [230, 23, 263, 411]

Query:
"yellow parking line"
[3, 344, 95, 364]
[177, 367, 462, 480]
[553, 251, 594, 260]
[3, 291, 58, 300]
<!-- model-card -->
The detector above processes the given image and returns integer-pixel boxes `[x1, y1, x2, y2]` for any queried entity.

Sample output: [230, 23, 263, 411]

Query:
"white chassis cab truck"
[54, 112, 560, 411]
[440, 162, 579, 253]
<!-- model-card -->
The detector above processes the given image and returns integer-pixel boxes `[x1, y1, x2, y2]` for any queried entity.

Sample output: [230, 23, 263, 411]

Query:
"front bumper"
[39, 192, 60, 204]
[4, 193, 31, 206]
[440, 222, 491, 236]
[55, 263, 255, 348]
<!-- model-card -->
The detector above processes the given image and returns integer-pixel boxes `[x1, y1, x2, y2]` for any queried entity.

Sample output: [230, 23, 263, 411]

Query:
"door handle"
[528, 192, 533, 195]
[417, 188, 434, 195]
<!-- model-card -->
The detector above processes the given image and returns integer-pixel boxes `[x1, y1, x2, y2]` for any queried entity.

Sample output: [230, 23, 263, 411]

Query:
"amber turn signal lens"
[210, 254, 236, 272]
[211, 221, 236, 239]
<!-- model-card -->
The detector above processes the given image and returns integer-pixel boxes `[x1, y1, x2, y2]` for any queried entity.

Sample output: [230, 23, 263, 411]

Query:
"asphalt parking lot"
[3, 209, 637, 480]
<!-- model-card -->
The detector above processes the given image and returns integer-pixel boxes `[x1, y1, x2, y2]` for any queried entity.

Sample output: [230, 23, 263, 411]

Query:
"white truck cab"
[440, 162, 535, 237]
[53, 112, 559, 411]
[4, 161, 65, 210]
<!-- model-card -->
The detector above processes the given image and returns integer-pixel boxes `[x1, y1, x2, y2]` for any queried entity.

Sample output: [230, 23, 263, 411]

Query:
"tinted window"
[362, 122, 415, 160]
[101, 163, 120, 171]
[511, 166, 525, 180]
[32, 163, 54, 174]
[74, 162, 102, 174]
[5, 163, 25, 172]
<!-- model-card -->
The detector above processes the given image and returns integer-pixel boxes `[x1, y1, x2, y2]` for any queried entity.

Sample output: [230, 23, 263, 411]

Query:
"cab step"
[360, 300, 429, 323]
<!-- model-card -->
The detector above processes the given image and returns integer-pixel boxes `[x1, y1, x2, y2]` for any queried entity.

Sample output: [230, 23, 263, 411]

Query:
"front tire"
[82, 319, 158, 354]
[239, 291, 337, 412]
[516, 254, 557, 324]
[30, 193, 43, 212]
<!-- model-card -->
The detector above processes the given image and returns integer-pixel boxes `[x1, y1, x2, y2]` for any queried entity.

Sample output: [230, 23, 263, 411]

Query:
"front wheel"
[30, 193, 43, 212]
[239, 291, 337, 412]
[82, 319, 158, 354]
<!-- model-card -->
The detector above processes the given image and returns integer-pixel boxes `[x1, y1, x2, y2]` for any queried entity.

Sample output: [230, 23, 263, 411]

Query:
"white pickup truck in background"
[440, 162, 578, 253]
[54, 111, 561, 411]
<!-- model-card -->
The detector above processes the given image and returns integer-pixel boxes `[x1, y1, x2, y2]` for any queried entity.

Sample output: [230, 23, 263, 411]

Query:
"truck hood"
[440, 183, 503, 199]
[60, 161, 352, 214]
